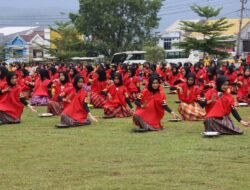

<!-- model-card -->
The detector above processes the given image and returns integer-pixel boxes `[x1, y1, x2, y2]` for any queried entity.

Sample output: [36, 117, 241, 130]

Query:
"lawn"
[0, 93, 249, 190]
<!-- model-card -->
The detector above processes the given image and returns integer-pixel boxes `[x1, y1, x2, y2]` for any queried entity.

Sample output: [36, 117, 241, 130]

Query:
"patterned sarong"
[204, 116, 243, 135]
[178, 102, 205, 121]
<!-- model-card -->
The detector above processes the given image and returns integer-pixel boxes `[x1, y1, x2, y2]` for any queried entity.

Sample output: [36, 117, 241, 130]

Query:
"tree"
[0, 46, 6, 62]
[70, 0, 164, 58]
[174, 4, 234, 58]
[48, 21, 86, 61]
[144, 45, 165, 63]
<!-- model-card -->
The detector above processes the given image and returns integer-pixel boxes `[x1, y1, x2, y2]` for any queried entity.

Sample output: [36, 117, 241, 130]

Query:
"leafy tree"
[144, 45, 165, 63]
[70, 0, 164, 57]
[48, 21, 86, 61]
[174, 4, 233, 58]
[0, 46, 6, 62]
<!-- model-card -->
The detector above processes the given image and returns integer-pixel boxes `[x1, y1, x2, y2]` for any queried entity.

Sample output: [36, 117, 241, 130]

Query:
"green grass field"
[0, 93, 250, 190]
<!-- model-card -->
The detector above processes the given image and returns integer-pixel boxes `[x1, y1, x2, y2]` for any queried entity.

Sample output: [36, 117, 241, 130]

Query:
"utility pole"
[236, 0, 247, 56]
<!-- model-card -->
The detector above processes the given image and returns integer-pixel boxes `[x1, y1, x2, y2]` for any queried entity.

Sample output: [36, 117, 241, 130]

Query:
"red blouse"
[63, 88, 88, 122]
[135, 89, 166, 129]
[32, 78, 51, 97]
[17, 76, 32, 91]
[52, 81, 72, 102]
[124, 76, 139, 93]
[104, 85, 128, 107]
[205, 88, 235, 118]
[236, 76, 250, 98]
[177, 83, 201, 104]
[168, 72, 182, 86]
[0, 84, 24, 119]
[91, 78, 108, 94]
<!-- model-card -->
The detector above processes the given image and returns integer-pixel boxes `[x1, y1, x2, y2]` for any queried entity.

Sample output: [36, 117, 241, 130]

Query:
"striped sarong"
[0, 111, 20, 124]
[204, 116, 243, 135]
[90, 92, 107, 108]
[103, 105, 132, 118]
[133, 114, 160, 131]
[47, 101, 64, 115]
[61, 113, 91, 127]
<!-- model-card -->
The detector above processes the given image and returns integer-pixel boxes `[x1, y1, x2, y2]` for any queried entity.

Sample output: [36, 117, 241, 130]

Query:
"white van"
[111, 50, 201, 65]
[165, 49, 201, 64]
[111, 51, 146, 65]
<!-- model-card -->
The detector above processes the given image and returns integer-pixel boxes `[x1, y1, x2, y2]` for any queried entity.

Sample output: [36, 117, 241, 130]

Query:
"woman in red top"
[0, 72, 36, 125]
[103, 73, 133, 118]
[68, 67, 78, 83]
[132, 75, 179, 132]
[90, 69, 109, 108]
[167, 64, 182, 86]
[202, 76, 249, 135]
[173, 73, 205, 121]
[30, 69, 51, 106]
[124, 67, 140, 102]
[47, 72, 72, 115]
[0, 66, 8, 86]
[49, 66, 59, 81]
[83, 64, 94, 92]
[17, 68, 32, 98]
[225, 65, 238, 94]
[60, 75, 97, 127]
[236, 66, 250, 104]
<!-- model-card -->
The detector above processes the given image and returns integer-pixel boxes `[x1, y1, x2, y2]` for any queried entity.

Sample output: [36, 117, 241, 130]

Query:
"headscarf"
[21, 68, 29, 77]
[113, 73, 123, 86]
[244, 66, 249, 78]
[59, 71, 69, 85]
[171, 64, 179, 75]
[148, 74, 161, 93]
[186, 72, 196, 87]
[39, 69, 50, 81]
[73, 74, 84, 91]
[216, 76, 228, 92]
[6, 71, 17, 87]
[0, 66, 9, 80]
[96, 69, 107, 81]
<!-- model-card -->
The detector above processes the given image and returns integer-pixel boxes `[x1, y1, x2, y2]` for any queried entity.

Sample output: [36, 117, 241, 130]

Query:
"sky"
[0, 0, 249, 32]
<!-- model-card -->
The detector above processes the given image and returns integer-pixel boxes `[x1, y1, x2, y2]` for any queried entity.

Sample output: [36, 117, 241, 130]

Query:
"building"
[0, 26, 54, 63]
[160, 18, 250, 56]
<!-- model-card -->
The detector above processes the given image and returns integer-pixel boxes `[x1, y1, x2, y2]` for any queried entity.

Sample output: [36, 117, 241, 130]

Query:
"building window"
[164, 38, 172, 50]
[33, 49, 43, 58]
[243, 40, 250, 52]
[163, 37, 180, 50]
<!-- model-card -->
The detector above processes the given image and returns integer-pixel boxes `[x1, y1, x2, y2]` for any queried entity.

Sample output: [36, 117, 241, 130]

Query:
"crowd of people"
[0, 59, 249, 135]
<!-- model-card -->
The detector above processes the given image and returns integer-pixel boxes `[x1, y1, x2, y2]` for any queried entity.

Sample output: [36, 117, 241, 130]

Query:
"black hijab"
[216, 76, 228, 92]
[39, 69, 50, 81]
[73, 74, 84, 91]
[128, 67, 136, 78]
[207, 67, 216, 80]
[21, 68, 29, 77]
[171, 64, 179, 75]
[244, 66, 249, 78]
[49, 66, 57, 76]
[6, 71, 17, 87]
[96, 69, 107, 82]
[186, 72, 196, 87]
[0, 66, 9, 80]
[148, 74, 161, 93]
[59, 71, 69, 85]
[183, 66, 191, 79]
[114, 73, 123, 86]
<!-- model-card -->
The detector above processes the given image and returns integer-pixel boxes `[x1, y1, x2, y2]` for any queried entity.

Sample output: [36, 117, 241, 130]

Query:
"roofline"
[8, 35, 27, 45]
[30, 34, 44, 43]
